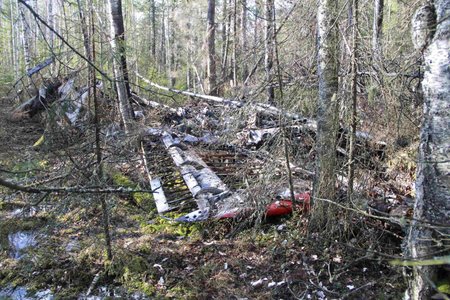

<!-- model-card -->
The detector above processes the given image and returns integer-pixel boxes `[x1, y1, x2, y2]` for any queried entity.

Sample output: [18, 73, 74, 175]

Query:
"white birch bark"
[10, 0, 19, 78]
[264, 0, 275, 104]
[18, 0, 32, 71]
[310, 0, 339, 231]
[406, 1, 450, 299]
[107, 0, 133, 133]
[241, 0, 248, 82]
[372, 0, 384, 61]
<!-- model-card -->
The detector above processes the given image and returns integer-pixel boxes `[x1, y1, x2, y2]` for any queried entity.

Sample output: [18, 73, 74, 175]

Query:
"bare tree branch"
[0, 175, 155, 195]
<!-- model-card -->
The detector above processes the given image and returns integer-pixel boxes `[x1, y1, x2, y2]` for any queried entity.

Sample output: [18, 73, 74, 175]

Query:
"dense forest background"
[0, 0, 448, 299]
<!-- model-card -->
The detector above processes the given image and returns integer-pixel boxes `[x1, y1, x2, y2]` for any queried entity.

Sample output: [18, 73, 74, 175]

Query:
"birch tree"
[372, 0, 384, 62]
[309, 0, 339, 233]
[405, 1, 449, 299]
[108, 0, 134, 133]
[18, 0, 31, 70]
[241, 0, 248, 82]
[264, 0, 275, 104]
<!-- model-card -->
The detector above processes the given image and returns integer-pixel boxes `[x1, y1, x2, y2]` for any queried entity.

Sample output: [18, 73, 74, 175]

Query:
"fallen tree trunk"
[136, 72, 308, 122]
[136, 73, 386, 163]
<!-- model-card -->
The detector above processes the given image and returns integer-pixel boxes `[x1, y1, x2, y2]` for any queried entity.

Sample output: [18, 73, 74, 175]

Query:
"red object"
[265, 192, 311, 217]
[217, 192, 311, 219]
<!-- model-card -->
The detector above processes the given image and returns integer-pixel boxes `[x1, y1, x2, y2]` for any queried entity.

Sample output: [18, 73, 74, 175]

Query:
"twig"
[0, 175, 156, 194]
[342, 281, 376, 299]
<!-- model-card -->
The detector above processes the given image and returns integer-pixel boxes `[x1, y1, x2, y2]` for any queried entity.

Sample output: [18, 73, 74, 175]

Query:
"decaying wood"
[136, 72, 308, 122]
[136, 72, 385, 160]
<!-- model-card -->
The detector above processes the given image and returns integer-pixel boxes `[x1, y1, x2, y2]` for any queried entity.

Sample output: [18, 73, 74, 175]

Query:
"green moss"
[109, 170, 154, 208]
[141, 214, 200, 238]
[167, 285, 195, 299]
[437, 281, 450, 294]
[104, 250, 157, 297]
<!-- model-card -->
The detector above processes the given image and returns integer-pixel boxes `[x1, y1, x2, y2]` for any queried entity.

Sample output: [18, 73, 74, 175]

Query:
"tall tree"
[264, 0, 275, 104]
[241, 0, 248, 82]
[206, 0, 217, 95]
[150, 0, 156, 58]
[18, 0, 32, 71]
[108, 0, 134, 133]
[372, 0, 384, 62]
[309, 0, 339, 232]
[406, 1, 449, 299]
[347, 0, 359, 201]
[221, 0, 230, 84]
[10, 0, 18, 78]
[46, 0, 54, 49]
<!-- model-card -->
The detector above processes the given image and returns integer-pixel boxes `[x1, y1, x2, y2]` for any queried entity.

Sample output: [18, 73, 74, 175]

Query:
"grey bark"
[76, 0, 91, 62]
[10, 0, 18, 78]
[347, 0, 359, 201]
[310, 0, 339, 232]
[160, 9, 166, 70]
[264, 0, 275, 104]
[241, 0, 248, 82]
[46, 0, 54, 48]
[18, 0, 32, 71]
[405, 1, 450, 299]
[232, 0, 238, 86]
[412, 4, 437, 51]
[372, 0, 384, 61]
[221, 0, 229, 82]
[207, 0, 217, 95]
[108, 0, 134, 133]
[150, 0, 156, 57]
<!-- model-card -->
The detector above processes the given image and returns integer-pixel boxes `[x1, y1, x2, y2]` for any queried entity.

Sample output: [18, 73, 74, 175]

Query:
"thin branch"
[18, 0, 111, 81]
[0, 175, 156, 194]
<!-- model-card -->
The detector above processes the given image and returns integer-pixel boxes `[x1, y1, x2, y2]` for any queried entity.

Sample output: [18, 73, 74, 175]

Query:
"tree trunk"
[264, 0, 275, 104]
[160, 9, 166, 71]
[150, 0, 156, 57]
[309, 0, 339, 233]
[46, 0, 54, 49]
[76, 0, 91, 62]
[241, 0, 248, 82]
[372, 0, 384, 61]
[207, 0, 217, 95]
[405, 1, 449, 299]
[108, 0, 134, 133]
[18, 0, 31, 71]
[347, 0, 359, 201]
[166, 3, 175, 86]
[10, 0, 18, 78]
[232, 0, 238, 87]
[221, 0, 228, 84]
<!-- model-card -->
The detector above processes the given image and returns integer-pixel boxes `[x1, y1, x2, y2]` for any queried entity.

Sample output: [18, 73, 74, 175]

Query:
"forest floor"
[0, 94, 408, 299]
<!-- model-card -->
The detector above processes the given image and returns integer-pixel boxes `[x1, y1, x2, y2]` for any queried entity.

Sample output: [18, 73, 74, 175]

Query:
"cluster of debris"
[9, 63, 394, 223]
